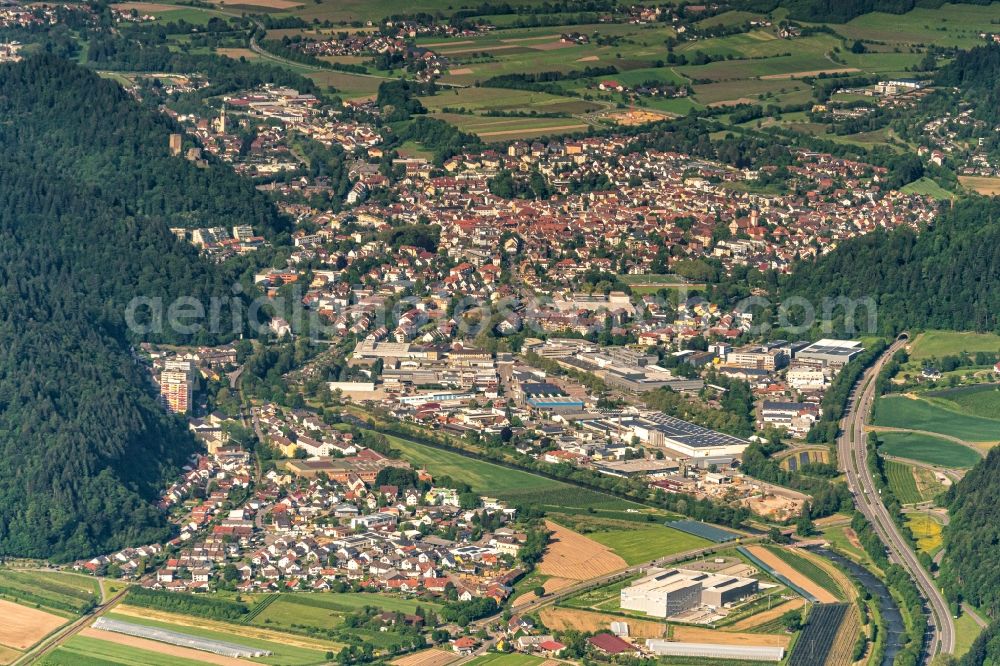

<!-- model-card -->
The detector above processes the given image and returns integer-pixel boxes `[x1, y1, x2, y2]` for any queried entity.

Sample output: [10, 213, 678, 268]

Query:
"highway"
[837, 336, 955, 659]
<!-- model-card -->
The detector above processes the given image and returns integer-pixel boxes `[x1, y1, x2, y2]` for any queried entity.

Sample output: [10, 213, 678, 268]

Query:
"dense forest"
[0, 56, 276, 560]
[936, 43, 1000, 127]
[941, 449, 1000, 665]
[776, 197, 1000, 335]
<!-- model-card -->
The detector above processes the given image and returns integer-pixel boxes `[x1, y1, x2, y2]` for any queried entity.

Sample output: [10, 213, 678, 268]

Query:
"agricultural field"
[876, 429, 984, 468]
[111, 2, 223, 24]
[106, 607, 338, 666]
[907, 330, 1000, 361]
[959, 175, 1000, 195]
[837, 2, 1000, 48]
[872, 395, 1000, 447]
[586, 523, 711, 565]
[539, 605, 667, 638]
[419, 87, 598, 115]
[901, 177, 956, 200]
[0, 599, 67, 652]
[787, 603, 849, 666]
[249, 592, 439, 646]
[885, 460, 924, 505]
[424, 112, 589, 141]
[533, 521, 627, 589]
[383, 433, 647, 513]
[760, 547, 843, 601]
[924, 384, 1000, 420]
[0, 568, 99, 616]
[39, 634, 221, 666]
[392, 649, 458, 666]
[904, 513, 944, 556]
[465, 654, 544, 666]
[744, 546, 838, 603]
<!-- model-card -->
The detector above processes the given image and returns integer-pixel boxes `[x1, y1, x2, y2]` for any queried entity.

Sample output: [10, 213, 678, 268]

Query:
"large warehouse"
[620, 568, 759, 618]
[623, 413, 750, 458]
[795, 339, 863, 367]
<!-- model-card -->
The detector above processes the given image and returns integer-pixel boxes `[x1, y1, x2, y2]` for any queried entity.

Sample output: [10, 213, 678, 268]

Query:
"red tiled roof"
[588, 634, 633, 654]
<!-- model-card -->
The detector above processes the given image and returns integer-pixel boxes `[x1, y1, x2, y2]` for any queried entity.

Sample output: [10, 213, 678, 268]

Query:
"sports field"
[875, 430, 983, 468]
[872, 395, 1000, 445]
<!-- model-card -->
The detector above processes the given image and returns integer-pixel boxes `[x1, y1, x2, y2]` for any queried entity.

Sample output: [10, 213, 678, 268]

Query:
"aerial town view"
[8, 0, 1000, 665]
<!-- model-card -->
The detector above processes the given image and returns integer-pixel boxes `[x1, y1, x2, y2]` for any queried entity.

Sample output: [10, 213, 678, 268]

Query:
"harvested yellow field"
[539, 607, 666, 638]
[960, 175, 1000, 195]
[211, 0, 302, 7]
[608, 109, 671, 125]
[216, 48, 258, 60]
[725, 598, 805, 631]
[761, 67, 859, 79]
[537, 521, 627, 581]
[80, 627, 254, 666]
[745, 546, 838, 604]
[0, 645, 21, 666]
[392, 648, 459, 666]
[0, 599, 66, 650]
[672, 626, 791, 649]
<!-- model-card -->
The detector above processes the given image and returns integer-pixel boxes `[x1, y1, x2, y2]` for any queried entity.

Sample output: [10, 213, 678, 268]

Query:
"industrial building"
[623, 413, 749, 459]
[620, 567, 759, 618]
[795, 339, 863, 368]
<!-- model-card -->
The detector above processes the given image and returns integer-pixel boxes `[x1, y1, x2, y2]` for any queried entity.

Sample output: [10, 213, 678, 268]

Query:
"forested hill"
[940, 450, 1000, 664]
[936, 43, 1000, 126]
[0, 55, 287, 237]
[0, 56, 265, 560]
[776, 197, 1000, 335]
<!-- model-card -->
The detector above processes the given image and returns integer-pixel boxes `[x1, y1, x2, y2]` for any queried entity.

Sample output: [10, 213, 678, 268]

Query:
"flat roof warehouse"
[621, 413, 749, 458]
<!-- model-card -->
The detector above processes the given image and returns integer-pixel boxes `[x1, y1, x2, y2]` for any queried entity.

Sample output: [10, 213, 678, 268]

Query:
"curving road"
[838, 337, 955, 660]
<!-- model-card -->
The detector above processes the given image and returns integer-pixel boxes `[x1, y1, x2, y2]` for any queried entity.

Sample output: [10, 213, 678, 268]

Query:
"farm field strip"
[744, 546, 838, 604]
[108, 607, 338, 665]
[885, 460, 923, 504]
[78, 627, 253, 666]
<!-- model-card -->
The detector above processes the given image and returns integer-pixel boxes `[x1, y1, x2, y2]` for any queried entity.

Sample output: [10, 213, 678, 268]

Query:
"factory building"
[620, 568, 758, 618]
